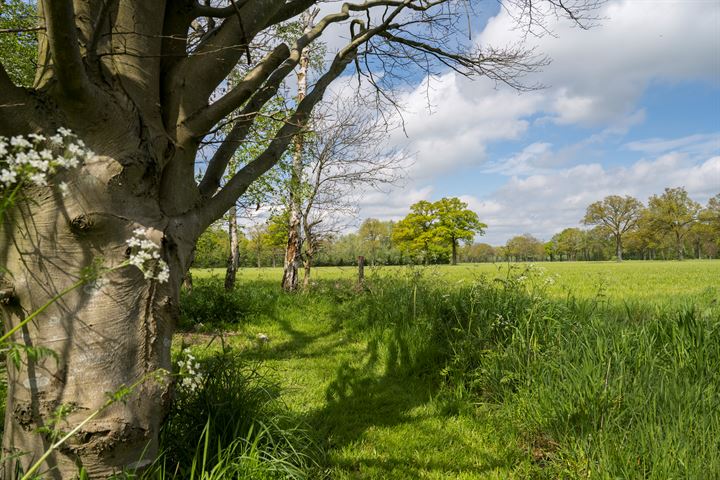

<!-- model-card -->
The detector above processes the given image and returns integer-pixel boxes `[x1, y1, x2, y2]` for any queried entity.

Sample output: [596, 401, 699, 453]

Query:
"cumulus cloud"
[462, 152, 720, 245]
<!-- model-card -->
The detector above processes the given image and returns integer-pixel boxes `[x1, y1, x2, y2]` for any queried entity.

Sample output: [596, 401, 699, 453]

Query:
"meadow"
[194, 260, 719, 304]
[166, 260, 720, 479]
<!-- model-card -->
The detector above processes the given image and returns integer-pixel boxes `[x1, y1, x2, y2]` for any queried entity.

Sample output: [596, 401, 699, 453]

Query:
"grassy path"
[222, 296, 535, 479]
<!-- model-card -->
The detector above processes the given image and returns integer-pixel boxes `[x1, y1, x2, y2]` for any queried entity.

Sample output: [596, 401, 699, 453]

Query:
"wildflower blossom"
[0, 129, 94, 190]
[177, 349, 204, 392]
[126, 228, 170, 283]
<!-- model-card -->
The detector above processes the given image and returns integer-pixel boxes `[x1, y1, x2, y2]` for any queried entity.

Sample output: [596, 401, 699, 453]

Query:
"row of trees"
[196, 197, 485, 268]
[197, 188, 718, 268]
[496, 188, 718, 262]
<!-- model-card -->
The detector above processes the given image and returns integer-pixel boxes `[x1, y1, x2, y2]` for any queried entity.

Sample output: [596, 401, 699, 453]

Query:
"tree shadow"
[296, 324, 520, 478]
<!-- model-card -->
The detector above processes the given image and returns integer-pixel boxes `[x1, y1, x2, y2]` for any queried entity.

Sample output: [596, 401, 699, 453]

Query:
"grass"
[180, 260, 720, 478]
[193, 259, 720, 305]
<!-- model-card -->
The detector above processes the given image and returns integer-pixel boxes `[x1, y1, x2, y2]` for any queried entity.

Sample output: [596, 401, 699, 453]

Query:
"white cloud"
[479, 0, 720, 125]
[462, 153, 720, 245]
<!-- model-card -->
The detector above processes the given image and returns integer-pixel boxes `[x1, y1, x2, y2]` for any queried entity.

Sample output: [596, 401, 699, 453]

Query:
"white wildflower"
[29, 172, 47, 187]
[0, 169, 17, 187]
[177, 349, 204, 391]
[0, 129, 93, 191]
[10, 136, 31, 148]
[126, 227, 169, 283]
[58, 182, 69, 197]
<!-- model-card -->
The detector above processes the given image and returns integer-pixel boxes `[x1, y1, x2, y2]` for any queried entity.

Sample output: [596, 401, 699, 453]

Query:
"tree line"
[197, 187, 718, 268]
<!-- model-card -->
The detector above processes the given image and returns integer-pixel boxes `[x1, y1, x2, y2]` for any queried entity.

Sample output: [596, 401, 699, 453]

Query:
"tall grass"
[130, 349, 324, 479]
[349, 266, 720, 478]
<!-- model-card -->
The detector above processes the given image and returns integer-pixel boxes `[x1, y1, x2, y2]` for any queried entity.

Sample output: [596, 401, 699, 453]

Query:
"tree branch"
[182, 43, 290, 137]
[192, 1, 410, 228]
[40, 0, 91, 99]
[193, 47, 357, 228]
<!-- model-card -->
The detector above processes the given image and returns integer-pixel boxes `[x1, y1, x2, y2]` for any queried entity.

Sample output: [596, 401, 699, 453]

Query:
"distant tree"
[392, 198, 485, 264]
[505, 234, 545, 261]
[544, 240, 557, 261]
[553, 227, 585, 261]
[583, 195, 643, 261]
[434, 197, 487, 264]
[460, 242, 496, 263]
[690, 193, 720, 258]
[194, 226, 230, 268]
[700, 194, 720, 239]
[359, 218, 392, 265]
[393, 200, 445, 263]
[0, 0, 37, 87]
[646, 187, 701, 260]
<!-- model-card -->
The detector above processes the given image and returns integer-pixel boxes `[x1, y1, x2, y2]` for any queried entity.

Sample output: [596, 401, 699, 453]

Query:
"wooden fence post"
[357, 255, 365, 284]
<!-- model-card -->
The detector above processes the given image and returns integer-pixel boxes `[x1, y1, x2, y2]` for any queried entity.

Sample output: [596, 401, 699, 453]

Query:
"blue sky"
[345, 0, 720, 245]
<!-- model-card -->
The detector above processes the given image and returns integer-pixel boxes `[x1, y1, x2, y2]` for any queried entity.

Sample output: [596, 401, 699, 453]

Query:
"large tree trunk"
[1, 152, 196, 477]
[451, 238, 458, 265]
[615, 235, 623, 262]
[224, 206, 240, 291]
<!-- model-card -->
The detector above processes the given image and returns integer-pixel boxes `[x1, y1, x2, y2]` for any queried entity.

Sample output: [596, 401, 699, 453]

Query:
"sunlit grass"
[193, 260, 720, 305]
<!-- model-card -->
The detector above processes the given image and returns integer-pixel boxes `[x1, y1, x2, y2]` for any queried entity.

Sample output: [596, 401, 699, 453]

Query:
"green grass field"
[177, 260, 720, 479]
[194, 260, 720, 304]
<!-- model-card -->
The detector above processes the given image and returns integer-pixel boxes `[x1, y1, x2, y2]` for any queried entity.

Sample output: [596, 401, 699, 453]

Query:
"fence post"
[357, 255, 365, 284]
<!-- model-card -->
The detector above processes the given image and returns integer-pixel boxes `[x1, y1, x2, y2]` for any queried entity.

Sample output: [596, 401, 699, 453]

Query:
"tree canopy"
[392, 197, 485, 264]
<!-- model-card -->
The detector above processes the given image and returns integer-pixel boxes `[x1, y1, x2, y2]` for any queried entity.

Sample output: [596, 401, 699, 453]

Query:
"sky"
[334, 0, 720, 245]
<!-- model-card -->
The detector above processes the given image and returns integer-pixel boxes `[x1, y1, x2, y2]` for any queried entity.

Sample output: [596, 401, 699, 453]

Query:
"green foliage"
[179, 277, 278, 330]
[392, 197, 485, 263]
[646, 187, 703, 259]
[194, 226, 231, 268]
[0, 0, 37, 87]
[504, 233, 545, 261]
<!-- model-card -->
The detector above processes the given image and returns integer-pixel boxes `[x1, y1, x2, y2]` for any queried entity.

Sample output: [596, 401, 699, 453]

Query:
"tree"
[0, 1, 599, 475]
[583, 195, 643, 262]
[299, 96, 403, 284]
[553, 227, 585, 261]
[282, 8, 320, 292]
[392, 198, 485, 264]
[194, 225, 231, 268]
[434, 197, 486, 264]
[646, 187, 702, 260]
[359, 219, 393, 265]
[505, 234, 545, 261]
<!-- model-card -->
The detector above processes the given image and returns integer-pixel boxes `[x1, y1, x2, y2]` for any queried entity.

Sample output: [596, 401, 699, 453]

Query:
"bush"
[179, 278, 280, 330]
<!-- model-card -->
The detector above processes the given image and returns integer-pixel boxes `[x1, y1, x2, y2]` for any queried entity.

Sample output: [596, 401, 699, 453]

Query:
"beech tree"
[583, 195, 643, 262]
[0, 0, 600, 476]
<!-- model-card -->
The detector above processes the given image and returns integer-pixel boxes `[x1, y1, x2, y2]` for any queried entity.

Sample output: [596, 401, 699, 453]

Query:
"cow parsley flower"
[177, 349, 204, 392]
[126, 227, 170, 283]
[0, 129, 95, 191]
